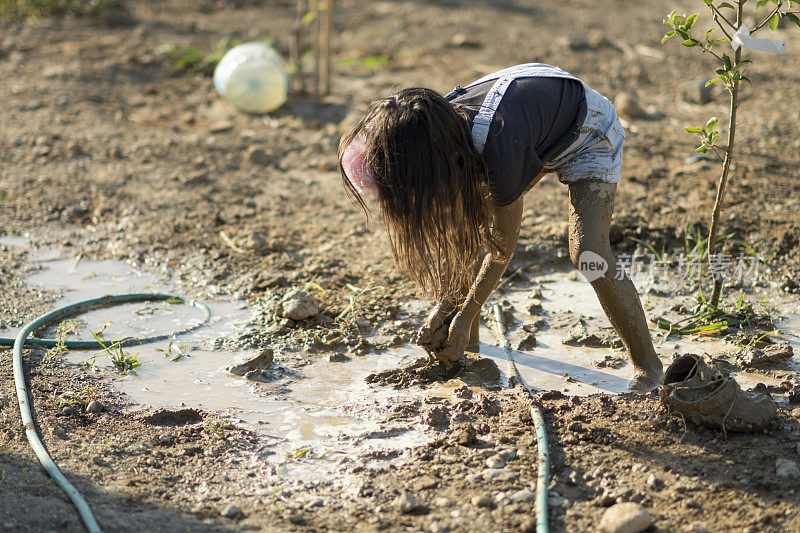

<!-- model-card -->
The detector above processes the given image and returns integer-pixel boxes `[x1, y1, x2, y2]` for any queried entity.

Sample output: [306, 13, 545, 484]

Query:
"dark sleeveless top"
[446, 77, 586, 205]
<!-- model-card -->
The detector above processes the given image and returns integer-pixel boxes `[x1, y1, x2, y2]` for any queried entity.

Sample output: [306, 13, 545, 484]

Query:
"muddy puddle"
[1, 238, 438, 479]
[482, 271, 800, 397]
[3, 236, 799, 481]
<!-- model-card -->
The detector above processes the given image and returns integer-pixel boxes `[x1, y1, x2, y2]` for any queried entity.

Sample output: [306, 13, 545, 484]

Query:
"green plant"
[44, 319, 81, 362]
[155, 39, 244, 76]
[0, 0, 108, 20]
[154, 338, 190, 362]
[661, 0, 800, 307]
[89, 329, 142, 375]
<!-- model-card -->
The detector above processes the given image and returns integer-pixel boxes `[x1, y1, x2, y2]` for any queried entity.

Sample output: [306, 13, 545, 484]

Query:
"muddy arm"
[462, 196, 523, 318]
[434, 197, 523, 362]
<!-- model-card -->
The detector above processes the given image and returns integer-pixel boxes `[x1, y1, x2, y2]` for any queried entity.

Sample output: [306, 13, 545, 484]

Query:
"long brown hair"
[338, 87, 503, 301]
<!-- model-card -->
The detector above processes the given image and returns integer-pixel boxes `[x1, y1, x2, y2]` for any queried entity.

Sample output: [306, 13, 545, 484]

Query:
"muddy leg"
[466, 312, 480, 353]
[567, 181, 663, 390]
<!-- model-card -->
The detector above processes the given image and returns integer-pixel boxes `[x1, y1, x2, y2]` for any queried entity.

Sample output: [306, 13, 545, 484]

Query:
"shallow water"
[1, 239, 433, 477]
[3, 237, 798, 479]
[481, 271, 799, 396]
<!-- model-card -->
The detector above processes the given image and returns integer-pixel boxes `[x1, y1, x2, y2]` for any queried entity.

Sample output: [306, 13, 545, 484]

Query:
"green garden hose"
[492, 304, 550, 533]
[7, 293, 211, 533]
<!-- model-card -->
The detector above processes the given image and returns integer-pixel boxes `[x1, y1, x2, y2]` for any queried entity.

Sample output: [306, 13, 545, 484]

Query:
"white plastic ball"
[213, 42, 289, 114]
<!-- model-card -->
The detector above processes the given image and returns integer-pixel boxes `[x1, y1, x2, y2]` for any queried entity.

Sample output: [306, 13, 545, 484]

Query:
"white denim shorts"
[544, 84, 625, 184]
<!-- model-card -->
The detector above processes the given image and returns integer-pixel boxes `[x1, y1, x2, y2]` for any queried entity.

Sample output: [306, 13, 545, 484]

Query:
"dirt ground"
[2, 0, 800, 531]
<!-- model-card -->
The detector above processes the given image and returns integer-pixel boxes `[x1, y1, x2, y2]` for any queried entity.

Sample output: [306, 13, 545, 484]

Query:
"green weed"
[338, 55, 391, 70]
[154, 338, 190, 362]
[89, 329, 142, 376]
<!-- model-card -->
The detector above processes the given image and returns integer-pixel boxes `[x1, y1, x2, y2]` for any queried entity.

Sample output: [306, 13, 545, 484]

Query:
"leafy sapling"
[662, 0, 800, 307]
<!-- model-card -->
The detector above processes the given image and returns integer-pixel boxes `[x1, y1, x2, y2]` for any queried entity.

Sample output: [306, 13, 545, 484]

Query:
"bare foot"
[465, 342, 480, 354]
[628, 368, 663, 392]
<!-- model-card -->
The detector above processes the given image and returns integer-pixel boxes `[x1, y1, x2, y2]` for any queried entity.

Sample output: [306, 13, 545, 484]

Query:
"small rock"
[498, 448, 517, 461]
[241, 233, 268, 252]
[434, 497, 452, 507]
[598, 502, 653, 533]
[85, 400, 103, 414]
[565, 35, 591, 51]
[91, 455, 108, 467]
[328, 353, 351, 363]
[646, 473, 660, 488]
[471, 494, 492, 508]
[278, 289, 320, 321]
[776, 457, 800, 479]
[683, 76, 715, 105]
[594, 491, 616, 507]
[510, 489, 535, 503]
[247, 146, 271, 166]
[220, 504, 242, 518]
[482, 468, 505, 480]
[615, 93, 647, 119]
[158, 433, 174, 446]
[226, 348, 274, 376]
[413, 475, 439, 491]
[688, 522, 710, 533]
[485, 455, 505, 469]
[395, 492, 419, 514]
[286, 513, 304, 524]
[453, 426, 476, 446]
[451, 33, 480, 48]
[60, 405, 75, 417]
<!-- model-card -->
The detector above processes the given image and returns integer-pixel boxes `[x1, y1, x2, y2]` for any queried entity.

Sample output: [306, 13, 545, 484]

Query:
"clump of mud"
[366, 354, 501, 389]
[142, 408, 203, 426]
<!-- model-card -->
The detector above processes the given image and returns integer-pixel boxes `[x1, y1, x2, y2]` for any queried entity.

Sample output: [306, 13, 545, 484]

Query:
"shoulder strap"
[471, 76, 514, 154]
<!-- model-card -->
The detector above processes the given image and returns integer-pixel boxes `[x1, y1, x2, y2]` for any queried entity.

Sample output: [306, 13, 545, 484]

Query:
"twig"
[709, 5, 735, 39]
[219, 231, 246, 254]
[752, 1, 783, 33]
[319, 0, 333, 95]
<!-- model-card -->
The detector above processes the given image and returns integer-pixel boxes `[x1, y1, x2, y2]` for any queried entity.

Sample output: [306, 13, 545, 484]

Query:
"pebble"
[328, 353, 351, 363]
[482, 468, 504, 480]
[598, 503, 653, 533]
[615, 93, 648, 119]
[646, 473, 660, 488]
[85, 400, 103, 414]
[510, 489, 535, 503]
[158, 433, 174, 446]
[247, 146, 271, 166]
[220, 504, 243, 518]
[471, 494, 492, 508]
[688, 522, 709, 533]
[485, 455, 506, 469]
[498, 448, 517, 461]
[395, 492, 419, 514]
[433, 497, 452, 508]
[775, 457, 800, 479]
[278, 289, 320, 320]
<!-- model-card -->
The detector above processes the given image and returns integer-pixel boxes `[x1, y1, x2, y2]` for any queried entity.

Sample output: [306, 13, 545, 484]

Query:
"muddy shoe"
[661, 376, 777, 432]
[663, 354, 720, 388]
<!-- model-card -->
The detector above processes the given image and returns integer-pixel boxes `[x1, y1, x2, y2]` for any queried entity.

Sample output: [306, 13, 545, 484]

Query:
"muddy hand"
[416, 301, 457, 351]
[434, 310, 472, 364]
